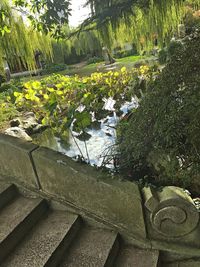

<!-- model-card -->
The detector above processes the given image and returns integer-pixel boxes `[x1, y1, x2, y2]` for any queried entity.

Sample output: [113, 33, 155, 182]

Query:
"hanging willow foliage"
[52, 0, 200, 59]
[0, 0, 52, 73]
[83, 0, 200, 51]
[52, 28, 103, 62]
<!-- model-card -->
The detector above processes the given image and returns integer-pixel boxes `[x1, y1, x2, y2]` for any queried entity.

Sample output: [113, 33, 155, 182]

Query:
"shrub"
[41, 63, 68, 75]
[0, 89, 19, 129]
[0, 68, 5, 88]
[158, 48, 168, 64]
[87, 56, 103, 65]
[0, 79, 23, 94]
[117, 30, 200, 194]
[114, 49, 137, 59]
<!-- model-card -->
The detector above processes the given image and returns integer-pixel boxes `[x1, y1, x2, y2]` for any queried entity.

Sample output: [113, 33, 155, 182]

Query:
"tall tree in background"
[82, 0, 200, 50]
[1, 0, 200, 74]
[0, 0, 52, 73]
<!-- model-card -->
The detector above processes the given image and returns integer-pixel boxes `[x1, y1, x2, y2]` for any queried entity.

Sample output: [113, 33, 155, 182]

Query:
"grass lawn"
[117, 55, 144, 63]
[13, 54, 156, 82]
[65, 55, 152, 76]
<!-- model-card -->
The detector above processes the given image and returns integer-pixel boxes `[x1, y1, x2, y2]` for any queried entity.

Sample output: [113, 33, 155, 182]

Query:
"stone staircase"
[0, 134, 200, 267]
[0, 183, 159, 267]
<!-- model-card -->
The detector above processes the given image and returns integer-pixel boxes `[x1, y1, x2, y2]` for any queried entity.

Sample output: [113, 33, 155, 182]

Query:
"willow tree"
[82, 0, 200, 50]
[0, 0, 53, 73]
[52, 28, 104, 64]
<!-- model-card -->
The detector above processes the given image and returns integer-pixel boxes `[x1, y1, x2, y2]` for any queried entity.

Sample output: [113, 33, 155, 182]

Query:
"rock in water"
[10, 118, 21, 127]
[21, 112, 47, 134]
[5, 112, 47, 141]
[5, 127, 32, 141]
[21, 112, 38, 134]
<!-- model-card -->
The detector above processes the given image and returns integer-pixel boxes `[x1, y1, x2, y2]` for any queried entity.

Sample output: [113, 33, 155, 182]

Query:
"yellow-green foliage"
[0, 0, 52, 72]
[54, 0, 200, 60]
[0, 94, 18, 128]
[11, 66, 151, 137]
[53, 29, 103, 62]
[86, 0, 200, 51]
[51, 0, 200, 60]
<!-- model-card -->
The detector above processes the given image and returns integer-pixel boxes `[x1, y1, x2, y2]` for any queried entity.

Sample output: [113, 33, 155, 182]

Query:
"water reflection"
[33, 98, 137, 168]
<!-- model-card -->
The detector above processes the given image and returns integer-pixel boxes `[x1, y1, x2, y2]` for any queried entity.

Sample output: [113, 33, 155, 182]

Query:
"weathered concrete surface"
[143, 186, 200, 250]
[151, 240, 200, 259]
[0, 183, 158, 267]
[143, 186, 199, 237]
[159, 248, 200, 265]
[0, 181, 17, 211]
[60, 227, 119, 267]
[162, 259, 200, 267]
[32, 147, 146, 240]
[115, 246, 159, 267]
[0, 196, 44, 243]
[1, 134, 200, 260]
[0, 134, 39, 188]
[2, 211, 80, 267]
[0, 181, 15, 197]
[0, 195, 47, 263]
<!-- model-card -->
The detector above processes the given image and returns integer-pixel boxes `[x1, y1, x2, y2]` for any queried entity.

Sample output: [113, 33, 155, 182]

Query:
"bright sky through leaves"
[69, 0, 90, 27]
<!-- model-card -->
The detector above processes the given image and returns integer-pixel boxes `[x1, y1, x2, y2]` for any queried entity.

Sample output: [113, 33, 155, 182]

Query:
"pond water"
[33, 98, 138, 168]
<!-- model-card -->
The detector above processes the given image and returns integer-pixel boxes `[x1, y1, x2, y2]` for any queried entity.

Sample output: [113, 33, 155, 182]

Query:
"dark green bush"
[167, 40, 184, 59]
[117, 31, 200, 193]
[0, 79, 23, 95]
[41, 63, 68, 75]
[87, 56, 103, 65]
[114, 48, 138, 59]
[0, 69, 5, 88]
[184, 8, 200, 35]
[158, 48, 168, 64]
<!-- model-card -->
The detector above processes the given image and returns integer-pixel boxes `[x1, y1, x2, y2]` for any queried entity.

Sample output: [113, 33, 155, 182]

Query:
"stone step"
[0, 182, 18, 211]
[114, 245, 159, 267]
[161, 260, 200, 267]
[0, 195, 48, 263]
[60, 227, 119, 267]
[2, 210, 81, 267]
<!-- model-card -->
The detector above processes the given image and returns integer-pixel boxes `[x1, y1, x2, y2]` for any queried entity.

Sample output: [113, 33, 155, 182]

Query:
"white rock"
[5, 127, 32, 141]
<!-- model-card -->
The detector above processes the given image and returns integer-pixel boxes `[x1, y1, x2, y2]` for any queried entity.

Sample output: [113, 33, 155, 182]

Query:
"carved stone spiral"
[143, 186, 199, 237]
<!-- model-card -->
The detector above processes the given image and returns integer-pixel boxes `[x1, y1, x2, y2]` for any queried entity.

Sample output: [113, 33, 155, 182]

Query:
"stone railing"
[143, 186, 199, 238]
[0, 133, 146, 247]
[0, 133, 200, 260]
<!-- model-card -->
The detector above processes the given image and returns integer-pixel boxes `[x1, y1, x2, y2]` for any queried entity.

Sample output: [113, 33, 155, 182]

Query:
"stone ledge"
[0, 134, 146, 241]
[162, 259, 200, 267]
[0, 134, 40, 189]
[31, 146, 146, 240]
[151, 240, 200, 258]
[143, 186, 200, 251]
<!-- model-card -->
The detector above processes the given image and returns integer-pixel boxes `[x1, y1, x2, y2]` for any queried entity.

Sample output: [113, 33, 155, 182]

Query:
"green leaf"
[74, 111, 92, 131]
[76, 131, 92, 141]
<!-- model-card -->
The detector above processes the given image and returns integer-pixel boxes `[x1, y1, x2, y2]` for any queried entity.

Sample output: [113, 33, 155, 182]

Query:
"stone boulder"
[20, 112, 47, 135]
[5, 127, 32, 141]
[7, 112, 48, 141]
